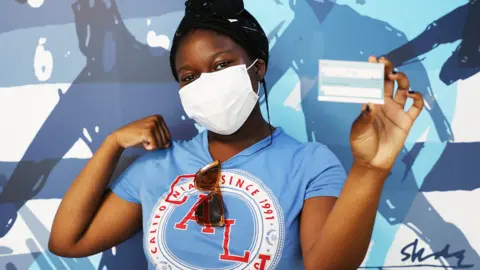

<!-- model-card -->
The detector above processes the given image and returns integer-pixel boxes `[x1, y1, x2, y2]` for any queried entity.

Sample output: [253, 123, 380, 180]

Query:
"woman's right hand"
[111, 115, 171, 150]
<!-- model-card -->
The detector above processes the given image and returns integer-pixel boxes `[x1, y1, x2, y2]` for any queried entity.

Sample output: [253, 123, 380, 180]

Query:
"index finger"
[159, 118, 171, 143]
[368, 56, 378, 63]
[379, 56, 394, 75]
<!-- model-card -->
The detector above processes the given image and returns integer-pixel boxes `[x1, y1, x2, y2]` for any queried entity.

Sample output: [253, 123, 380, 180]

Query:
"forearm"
[50, 135, 124, 248]
[304, 162, 389, 270]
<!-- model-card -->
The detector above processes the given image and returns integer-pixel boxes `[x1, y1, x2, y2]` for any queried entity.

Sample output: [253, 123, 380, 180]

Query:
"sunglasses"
[194, 160, 226, 227]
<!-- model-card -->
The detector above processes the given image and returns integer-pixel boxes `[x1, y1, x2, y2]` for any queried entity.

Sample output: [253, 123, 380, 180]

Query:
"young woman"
[49, 0, 424, 269]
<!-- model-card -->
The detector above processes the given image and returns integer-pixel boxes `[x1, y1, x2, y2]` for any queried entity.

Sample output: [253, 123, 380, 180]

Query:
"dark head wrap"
[169, 0, 269, 81]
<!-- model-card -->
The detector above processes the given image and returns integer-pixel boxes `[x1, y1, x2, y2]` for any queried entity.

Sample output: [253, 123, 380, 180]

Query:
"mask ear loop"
[248, 58, 261, 100]
[246, 58, 259, 70]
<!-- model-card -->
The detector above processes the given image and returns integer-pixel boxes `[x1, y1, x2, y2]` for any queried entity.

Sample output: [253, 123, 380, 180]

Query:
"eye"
[181, 74, 197, 83]
[214, 61, 231, 71]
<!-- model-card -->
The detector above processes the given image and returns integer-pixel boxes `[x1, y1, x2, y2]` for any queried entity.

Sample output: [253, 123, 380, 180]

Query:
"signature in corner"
[400, 238, 474, 268]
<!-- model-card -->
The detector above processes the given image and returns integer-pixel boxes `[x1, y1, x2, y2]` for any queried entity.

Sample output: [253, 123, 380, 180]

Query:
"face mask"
[179, 59, 259, 135]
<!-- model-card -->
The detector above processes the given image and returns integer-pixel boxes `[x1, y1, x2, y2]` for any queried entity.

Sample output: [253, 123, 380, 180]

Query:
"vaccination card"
[318, 59, 385, 104]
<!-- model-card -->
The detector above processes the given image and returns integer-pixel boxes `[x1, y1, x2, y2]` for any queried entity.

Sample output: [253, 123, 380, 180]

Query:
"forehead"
[175, 29, 247, 63]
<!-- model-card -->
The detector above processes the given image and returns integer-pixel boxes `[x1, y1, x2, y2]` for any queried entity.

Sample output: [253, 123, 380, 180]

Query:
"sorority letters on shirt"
[146, 169, 285, 270]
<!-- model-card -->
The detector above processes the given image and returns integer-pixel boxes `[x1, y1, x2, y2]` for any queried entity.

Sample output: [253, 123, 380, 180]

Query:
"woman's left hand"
[350, 56, 425, 172]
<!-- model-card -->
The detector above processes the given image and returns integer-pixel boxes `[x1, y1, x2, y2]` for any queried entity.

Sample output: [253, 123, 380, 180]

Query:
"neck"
[208, 105, 273, 147]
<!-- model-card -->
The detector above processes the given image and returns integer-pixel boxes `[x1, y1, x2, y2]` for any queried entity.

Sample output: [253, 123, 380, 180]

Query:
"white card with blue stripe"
[318, 59, 385, 104]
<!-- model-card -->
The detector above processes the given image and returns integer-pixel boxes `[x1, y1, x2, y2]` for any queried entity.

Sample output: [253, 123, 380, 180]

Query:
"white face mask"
[179, 59, 259, 135]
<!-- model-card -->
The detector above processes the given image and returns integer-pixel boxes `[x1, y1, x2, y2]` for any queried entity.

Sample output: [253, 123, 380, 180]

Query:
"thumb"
[351, 104, 376, 137]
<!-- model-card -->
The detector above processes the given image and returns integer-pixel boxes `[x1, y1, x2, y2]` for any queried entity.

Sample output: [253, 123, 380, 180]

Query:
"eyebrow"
[177, 50, 233, 74]
[211, 50, 232, 59]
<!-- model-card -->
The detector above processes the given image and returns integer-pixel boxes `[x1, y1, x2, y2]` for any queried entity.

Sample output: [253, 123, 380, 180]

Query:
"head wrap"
[169, 0, 269, 81]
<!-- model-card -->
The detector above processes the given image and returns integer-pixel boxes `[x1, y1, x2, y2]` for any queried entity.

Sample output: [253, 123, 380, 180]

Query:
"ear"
[253, 59, 266, 82]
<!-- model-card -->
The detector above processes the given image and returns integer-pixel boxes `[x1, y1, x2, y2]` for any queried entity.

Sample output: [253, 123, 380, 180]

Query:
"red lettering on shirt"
[221, 174, 226, 185]
[219, 219, 250, 263]
[165, 174, 195, 205]
[235, 178, 245, 188]
[174, 194, 215, 234]
[254, 254, 271, 270]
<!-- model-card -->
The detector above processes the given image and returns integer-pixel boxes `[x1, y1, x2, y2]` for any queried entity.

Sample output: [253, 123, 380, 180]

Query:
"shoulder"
[134, 130, 206, 167]
[295, 142, 343, 177]
[302, 141, 342, 166]
[269, 129, 346, 197]
[272, 128, 339, 163]
[271, 129, 346, 178]
[122, 130, 202, 165]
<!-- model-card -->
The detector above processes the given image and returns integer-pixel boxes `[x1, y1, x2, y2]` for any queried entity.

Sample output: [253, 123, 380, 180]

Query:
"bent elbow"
[48, 237, 77, 258]
[48, 238, 66, 257]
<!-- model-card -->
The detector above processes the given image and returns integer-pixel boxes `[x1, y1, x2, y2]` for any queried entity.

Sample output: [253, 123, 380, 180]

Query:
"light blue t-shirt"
[111, 127, 346, 270]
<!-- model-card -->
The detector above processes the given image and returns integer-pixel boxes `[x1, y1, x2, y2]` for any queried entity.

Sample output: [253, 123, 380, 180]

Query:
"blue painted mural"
[0, 0, 478, 269]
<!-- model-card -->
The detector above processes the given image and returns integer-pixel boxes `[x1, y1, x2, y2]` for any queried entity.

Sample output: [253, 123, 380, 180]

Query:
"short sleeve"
[110, 155, 149, 204]
[304, 144, 347, 200]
